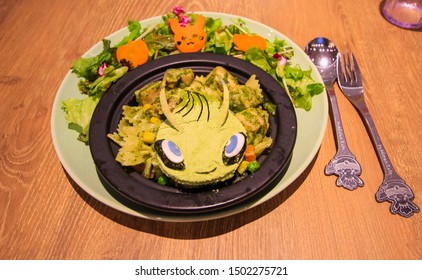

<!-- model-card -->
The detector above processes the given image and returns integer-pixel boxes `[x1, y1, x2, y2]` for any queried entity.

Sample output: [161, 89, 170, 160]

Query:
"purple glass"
[382, 0, 422, 29]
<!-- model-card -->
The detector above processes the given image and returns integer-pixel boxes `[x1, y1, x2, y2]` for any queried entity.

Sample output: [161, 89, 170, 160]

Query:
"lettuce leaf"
[61, 96, 99, 142]
[71, 39, 115, 82]
[62, 66, 128, 142]
[244, 47, 274, 73]
[277, 64, 324, 111]
[77, 65, 128, 97]
[115, 20, 142, 48]
[265, 37, 294, 60]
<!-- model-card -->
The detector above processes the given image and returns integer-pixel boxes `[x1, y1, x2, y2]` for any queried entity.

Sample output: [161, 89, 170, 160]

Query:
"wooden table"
[1, 0, 421, 260]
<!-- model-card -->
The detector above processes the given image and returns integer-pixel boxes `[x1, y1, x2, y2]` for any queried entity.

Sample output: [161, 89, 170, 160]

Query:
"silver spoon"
[305, 37, 364, 190]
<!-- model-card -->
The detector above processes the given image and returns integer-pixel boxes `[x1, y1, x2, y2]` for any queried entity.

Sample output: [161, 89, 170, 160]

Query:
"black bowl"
[89, 53, 297, 214]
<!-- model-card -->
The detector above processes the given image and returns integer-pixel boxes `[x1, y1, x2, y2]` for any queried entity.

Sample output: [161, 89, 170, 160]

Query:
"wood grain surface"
[0, 0, 421, 260]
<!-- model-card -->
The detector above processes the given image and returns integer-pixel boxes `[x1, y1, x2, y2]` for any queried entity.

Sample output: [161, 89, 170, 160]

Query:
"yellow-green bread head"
[154, 72, 247, 187]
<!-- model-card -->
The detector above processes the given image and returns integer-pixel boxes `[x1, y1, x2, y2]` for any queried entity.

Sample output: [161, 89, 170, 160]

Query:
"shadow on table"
[67, 154, 317, 239]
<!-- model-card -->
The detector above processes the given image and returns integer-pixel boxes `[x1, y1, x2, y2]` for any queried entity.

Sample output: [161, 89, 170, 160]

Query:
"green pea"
[157, 175, 168, 185]
[247, 161, 260, 173]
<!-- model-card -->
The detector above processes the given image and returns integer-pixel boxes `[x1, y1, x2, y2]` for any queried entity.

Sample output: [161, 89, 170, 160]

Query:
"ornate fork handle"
[350, 97, 419, 217]
[324, 83, 364, 190]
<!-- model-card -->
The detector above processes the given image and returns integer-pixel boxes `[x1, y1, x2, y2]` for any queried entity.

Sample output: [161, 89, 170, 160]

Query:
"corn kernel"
[142, 103, 152, 111]
[142, 131, 155, 144]
[150, 117, 161, 124]
[237, 160, 250, 175]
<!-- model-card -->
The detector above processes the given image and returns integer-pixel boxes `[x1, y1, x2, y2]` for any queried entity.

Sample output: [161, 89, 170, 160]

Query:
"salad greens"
[61, 96, 99, 142]
[61, 7, 323, 142]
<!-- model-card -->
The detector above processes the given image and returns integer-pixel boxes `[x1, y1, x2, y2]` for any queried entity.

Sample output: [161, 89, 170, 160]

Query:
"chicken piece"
[164, 68, 195, 89]
[229, 84, 263, 113]
[235, 107, 270, 145]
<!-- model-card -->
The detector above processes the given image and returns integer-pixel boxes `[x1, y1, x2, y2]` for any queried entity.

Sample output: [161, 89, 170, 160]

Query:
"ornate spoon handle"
[324, 83, 364, 190]
[352, 98, 419, 217]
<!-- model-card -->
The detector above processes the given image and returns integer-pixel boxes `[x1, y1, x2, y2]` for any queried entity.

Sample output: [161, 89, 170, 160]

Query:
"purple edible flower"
[178, 15, 191, 27]
[173, 6, 186, 16]
[172, 6, 191, 27]
[97, 62, 108, 76]
[273, 53, 287, 67]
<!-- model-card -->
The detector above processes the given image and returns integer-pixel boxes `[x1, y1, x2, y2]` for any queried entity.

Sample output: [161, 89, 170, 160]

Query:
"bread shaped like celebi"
[154, 68, 247, 187]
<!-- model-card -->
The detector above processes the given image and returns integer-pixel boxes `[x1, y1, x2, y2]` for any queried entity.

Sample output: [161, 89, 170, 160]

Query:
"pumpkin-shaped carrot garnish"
[232, 34, 266, 52]
[116, 39, 149, 69]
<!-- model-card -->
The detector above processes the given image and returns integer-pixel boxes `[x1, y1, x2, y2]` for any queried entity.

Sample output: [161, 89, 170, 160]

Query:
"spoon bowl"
[305, 37, 364, 191]
[304, 37, 339, 82]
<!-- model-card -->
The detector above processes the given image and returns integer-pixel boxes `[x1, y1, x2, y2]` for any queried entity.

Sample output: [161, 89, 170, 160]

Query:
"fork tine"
[337, 52, 363, 86]
[349, 52, 362, 84]
[337, 52, 350, 84]
[341, 53, 348, 82]
[344, 53, 354, 83]
[344, 53, 354, 82]
[336, 52, 344, 81]
[338, 53, 349, 82]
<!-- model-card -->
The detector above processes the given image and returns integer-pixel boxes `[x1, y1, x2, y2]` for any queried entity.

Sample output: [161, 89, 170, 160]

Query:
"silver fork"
[337, 52, 419, 218]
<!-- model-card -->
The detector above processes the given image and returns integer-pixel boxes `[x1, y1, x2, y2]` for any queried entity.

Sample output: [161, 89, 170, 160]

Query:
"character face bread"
[154, 68, 246, 186]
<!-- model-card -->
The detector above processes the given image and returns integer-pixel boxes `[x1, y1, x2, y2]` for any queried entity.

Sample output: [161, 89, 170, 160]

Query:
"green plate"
[51, 12, 328, 222]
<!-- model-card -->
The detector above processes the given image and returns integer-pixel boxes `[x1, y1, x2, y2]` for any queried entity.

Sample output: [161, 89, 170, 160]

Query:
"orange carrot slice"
[233, 34, 266, 52]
